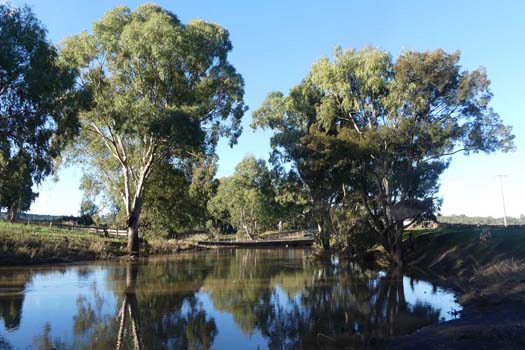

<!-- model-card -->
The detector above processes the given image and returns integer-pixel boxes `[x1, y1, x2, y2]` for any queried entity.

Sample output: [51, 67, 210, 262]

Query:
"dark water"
[0, 248, 460, 350]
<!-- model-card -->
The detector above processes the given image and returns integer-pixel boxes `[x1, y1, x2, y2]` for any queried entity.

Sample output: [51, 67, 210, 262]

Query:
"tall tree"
[272, 169, 309, 230]
[254, 47, 513, 264]
[208, 156, 276, 239]
[0, 4, 78, 217]
[61, 4, 245, 256]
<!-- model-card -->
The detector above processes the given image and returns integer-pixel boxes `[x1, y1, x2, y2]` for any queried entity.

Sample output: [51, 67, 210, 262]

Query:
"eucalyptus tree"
[208, 156, 276, 239]
[0, 151, 37, 221]
[0, 4, 78, 218]
[254, 47, 513, 264]
[61, 4, 245, 256]
[272, 169, 309, 230]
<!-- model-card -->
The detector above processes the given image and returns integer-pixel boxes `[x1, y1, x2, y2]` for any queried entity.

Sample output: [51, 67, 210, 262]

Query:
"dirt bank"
[386, 301, 525, 350]
[385, 227, 525, 349]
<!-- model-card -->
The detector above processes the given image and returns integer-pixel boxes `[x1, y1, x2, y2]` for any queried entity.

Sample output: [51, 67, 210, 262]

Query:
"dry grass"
[144, 237, 203, 255]
[406, 227, 525, 306]
[258, 230, 306, 240]
[0, 221, 204, 265]
[0, 221, 128, 265]
[407, 227, 525, 275]
[460, 259, 525, 305]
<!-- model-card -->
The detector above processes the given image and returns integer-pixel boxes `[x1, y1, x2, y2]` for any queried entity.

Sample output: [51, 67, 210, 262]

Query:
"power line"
[496, 174, 508, 227]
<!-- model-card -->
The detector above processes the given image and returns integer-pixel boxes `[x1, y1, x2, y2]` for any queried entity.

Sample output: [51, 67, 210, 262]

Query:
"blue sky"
[10, 0, 524, 218]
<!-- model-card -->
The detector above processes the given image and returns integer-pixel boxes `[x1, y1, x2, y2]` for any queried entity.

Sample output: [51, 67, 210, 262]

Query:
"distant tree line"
[1, 3, 514, 264]
[438, 215, 525, 226]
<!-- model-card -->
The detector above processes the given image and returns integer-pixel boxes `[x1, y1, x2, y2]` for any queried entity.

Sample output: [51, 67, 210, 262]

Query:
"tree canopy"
[0, 4, 78, 218]
[253, 47, 514, 264]
[208, 155, 276, 239]
[61, 4, 246, 255]
[140, 156, 218, 238]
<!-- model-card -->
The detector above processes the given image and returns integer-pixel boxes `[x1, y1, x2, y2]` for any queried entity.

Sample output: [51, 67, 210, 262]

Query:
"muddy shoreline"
[386, 301, 525, 350]
[383, 228, 525, 350]
[0, 239, 206, 267]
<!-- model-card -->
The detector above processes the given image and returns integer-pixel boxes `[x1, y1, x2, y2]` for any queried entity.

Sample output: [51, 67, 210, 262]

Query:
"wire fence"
[16, 219, 128, 238]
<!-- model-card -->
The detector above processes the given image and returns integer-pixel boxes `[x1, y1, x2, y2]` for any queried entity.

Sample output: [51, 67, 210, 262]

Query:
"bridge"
[197, 236, 314, 248]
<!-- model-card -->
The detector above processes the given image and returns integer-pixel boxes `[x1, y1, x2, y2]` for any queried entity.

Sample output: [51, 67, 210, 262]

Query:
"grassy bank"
[405, 226, 525, 304]
[0, 221, 202, 266]
[406, 226, 525, 274]
[385, 226, 525, 349]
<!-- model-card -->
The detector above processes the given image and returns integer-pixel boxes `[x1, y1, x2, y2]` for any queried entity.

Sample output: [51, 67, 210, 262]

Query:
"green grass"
[406, 226, 525, 305]
[0, 220, 122, 240]
[0, 221, 128, 265]
[406, 226, 525, 274]
[0, 221, 200, 266]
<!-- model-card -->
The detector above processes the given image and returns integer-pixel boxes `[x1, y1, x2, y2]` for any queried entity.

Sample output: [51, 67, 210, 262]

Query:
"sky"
[8, 0, 524, 218]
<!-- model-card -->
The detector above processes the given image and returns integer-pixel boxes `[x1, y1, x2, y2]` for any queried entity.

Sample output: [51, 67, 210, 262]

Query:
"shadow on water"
[0, 249, 459, 350]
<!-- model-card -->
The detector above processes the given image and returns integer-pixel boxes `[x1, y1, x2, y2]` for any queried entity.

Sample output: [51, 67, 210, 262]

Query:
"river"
[0, 248, 460, 349]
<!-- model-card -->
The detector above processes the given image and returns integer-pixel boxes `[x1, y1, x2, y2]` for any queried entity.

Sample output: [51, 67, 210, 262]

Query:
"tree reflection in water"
[203, 249, 441, 349]
[70, 259, 218, 350]
[0, 249, 453, 350]
[0, 269, 27, 350]
[0, 270, 30, 331]
[115, 264, 143, 350]
[0, 268, 71, 349]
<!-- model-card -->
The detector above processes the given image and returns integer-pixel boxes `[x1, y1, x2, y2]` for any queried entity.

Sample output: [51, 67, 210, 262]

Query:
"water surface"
[0, 248, 460, 349]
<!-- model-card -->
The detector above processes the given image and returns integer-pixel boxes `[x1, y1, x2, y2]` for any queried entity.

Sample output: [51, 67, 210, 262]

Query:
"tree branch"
[423, 147, 473, 162]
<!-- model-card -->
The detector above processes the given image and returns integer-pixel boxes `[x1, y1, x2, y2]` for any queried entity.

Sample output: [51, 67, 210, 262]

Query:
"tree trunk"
[311, 199, 332, 250]
[317, 220, 331, 250]
[391, 243, 403, 267]
[127, 212, 140, 258]
[7, 204, 18, 222]
[388, 222, 404, 267]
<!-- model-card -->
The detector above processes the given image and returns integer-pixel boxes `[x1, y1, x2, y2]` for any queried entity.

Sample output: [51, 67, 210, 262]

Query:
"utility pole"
[496, 175, 508, 227]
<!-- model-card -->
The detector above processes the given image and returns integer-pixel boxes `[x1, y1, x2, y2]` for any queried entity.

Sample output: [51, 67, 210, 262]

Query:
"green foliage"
[0, 151, 37, 220]
[0, 4, 78, 215]
[141, 157, 218, 238]
[272, 170, 309, 229]
[208, 156, 276, 239]
[253, 47, 514, 262]
[80, 198, 98, 217]
[77, 198, 98, 226]
[61, 4, 246, 253]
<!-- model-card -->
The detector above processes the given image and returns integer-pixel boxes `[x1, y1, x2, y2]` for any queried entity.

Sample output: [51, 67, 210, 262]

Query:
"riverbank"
[385, 226, 525, 349]
[0, 221, 204, 266]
